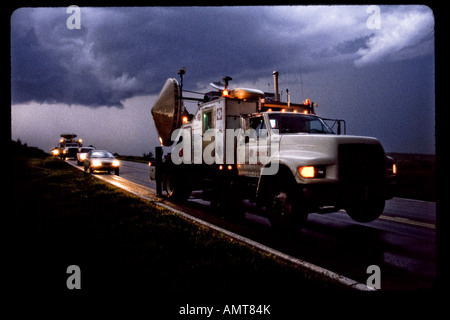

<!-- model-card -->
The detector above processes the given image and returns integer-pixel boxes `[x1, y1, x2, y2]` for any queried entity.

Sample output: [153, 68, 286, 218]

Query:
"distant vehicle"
[77, 146, 96, 165]
[61, 142, 80, 160]
[56, 133, 83, 160]
[84, 150, 120, 175]
[50, 148, 60, 156]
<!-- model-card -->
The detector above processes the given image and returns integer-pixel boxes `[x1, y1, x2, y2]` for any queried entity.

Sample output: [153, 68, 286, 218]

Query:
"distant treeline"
[9, 139, 48, 158]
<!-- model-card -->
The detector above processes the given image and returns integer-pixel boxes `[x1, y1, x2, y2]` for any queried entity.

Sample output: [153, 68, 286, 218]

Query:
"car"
[77, 146, 96, 165]
[84, 150, 120, 175]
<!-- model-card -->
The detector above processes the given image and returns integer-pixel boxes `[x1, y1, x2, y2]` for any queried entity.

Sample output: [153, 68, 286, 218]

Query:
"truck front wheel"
[267, 180, 308, 232]
[345, 199, 385, 223]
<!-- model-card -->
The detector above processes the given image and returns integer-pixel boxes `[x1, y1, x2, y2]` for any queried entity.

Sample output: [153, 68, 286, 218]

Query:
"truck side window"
[249, 116, 265, 138]
[203, 109, 213, 132]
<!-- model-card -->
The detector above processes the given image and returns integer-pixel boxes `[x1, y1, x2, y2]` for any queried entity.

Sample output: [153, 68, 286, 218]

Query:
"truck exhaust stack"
[273, 71, 279, 102]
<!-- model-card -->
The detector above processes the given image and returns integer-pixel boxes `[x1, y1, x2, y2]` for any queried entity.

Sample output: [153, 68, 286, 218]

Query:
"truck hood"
[275, 134, 382, 165]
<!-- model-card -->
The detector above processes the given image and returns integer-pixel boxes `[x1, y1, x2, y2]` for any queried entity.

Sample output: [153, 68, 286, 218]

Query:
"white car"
[84, 150, 120, 175]
[77, 147, 95, 165]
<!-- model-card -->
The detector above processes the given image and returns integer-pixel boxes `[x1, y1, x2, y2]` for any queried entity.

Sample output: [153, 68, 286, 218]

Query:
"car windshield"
[80, 148, 94, 153]
[91, 151, 114, 158]
[267, 113, 333, 134]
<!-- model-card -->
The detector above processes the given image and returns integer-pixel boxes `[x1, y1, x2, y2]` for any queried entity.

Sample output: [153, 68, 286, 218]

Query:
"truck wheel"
[164, 169, 191, 202]
[345, 199, 385, 223]
[267, 180, 308, 232]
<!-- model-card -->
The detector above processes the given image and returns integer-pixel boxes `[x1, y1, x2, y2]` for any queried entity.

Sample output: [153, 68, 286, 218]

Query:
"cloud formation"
[11, 6, 434, 108]
[354, 6, 434, 66]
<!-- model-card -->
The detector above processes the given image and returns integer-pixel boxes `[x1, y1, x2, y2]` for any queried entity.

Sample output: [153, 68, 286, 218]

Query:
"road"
[70, 159, 436, 290]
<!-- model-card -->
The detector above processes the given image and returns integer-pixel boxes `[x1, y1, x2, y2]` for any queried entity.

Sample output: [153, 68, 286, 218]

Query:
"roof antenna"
[222, 76, 232, 90]
[177, 67, 186, 95]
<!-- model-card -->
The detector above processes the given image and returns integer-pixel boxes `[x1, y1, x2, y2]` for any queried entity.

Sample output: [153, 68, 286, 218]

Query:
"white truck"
[56, 133, 83, 160]
[150, 71, 396, 231]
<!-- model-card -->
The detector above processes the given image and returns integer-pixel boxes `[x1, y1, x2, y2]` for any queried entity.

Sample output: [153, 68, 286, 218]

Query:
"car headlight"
[112, 160, 120, 167]
[80, 154, 87, 160]
[92, 160, 102, 167]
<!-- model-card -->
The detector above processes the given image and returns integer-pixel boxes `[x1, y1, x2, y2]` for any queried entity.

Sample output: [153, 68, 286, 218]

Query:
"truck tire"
[163, 168, 191, 202]
[266, 172, 308, 232]
[345, 199, 385, 223]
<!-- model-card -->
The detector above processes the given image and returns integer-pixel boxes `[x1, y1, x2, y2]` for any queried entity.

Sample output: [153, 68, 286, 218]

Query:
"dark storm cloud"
[11, 6, 434, 108]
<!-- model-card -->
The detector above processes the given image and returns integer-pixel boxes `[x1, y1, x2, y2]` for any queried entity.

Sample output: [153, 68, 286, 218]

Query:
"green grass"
[12, 154, 349, 299]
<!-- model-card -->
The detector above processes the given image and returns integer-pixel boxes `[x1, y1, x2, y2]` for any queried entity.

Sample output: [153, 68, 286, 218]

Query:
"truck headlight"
[112, 160, 120, 167]
[298, 166, 326, 178]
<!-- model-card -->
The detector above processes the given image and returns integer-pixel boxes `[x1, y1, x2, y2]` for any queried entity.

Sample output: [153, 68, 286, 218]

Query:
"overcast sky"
[11, 5, 435, 155]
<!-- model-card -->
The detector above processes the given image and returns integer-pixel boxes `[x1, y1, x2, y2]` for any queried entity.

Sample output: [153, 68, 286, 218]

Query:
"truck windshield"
[268, 113, 333, 134]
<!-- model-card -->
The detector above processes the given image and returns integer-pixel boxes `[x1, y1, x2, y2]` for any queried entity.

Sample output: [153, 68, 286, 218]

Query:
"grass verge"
[11, 153, 350, 301]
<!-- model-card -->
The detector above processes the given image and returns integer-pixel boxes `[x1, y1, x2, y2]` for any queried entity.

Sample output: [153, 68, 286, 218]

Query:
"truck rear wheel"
[163, 169, 192, 202]
[345, 199, 385, 223]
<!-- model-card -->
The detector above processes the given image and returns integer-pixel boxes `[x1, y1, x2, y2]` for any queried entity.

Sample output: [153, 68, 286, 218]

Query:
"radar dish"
[229, 88, 264, 100]
[151, 78, 182, 146]
[60, 133, 77, 140]
[210, 82, 225, 91]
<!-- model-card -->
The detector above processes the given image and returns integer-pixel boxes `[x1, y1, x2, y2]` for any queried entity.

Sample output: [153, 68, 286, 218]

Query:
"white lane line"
[379, 215, 435, 230]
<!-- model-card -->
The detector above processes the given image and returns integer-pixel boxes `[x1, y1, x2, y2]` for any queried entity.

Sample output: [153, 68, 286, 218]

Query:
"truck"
[150, 70, 396, 231]
[56, 133, 83, 160]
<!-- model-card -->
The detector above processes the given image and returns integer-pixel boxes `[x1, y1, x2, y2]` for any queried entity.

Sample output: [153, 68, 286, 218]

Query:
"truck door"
[202, 108, 215, 164]
[237, 115, 270, 176]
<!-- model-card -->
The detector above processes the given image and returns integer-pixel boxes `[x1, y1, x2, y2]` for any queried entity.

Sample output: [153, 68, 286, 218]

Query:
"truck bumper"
[301, 180, 396, 211]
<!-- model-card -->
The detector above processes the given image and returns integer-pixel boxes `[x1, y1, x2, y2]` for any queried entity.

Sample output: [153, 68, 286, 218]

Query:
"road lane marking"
[379, 215, 435, 230]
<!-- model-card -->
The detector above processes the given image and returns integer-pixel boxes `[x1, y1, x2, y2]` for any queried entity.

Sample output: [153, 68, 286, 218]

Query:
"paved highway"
[69, 159, 436, 290]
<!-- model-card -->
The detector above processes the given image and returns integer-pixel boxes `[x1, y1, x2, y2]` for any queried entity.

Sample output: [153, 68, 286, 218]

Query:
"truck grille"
[338, 144, 385, 185]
